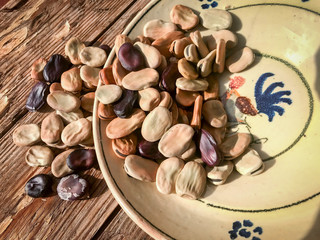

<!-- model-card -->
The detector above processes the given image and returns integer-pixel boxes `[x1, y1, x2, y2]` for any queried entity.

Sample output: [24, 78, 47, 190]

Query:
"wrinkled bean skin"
[26, 81, 49, 112]
[57, 174, 89, 201]
[118, 42, 145, 71]
[112, 133, 137, 159]
[43, 54, 72, 83]
[160, 62, 181, 94]
[138, 139, 165, 161]
[66, 149, 96, 171]
[113, 89, 138, 118]
[98, 103, 116, 120]
[25, 174, 52, 198]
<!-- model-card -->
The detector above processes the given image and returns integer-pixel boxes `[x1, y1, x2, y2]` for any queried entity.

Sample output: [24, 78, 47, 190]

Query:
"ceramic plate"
[93, 0, 320, 239]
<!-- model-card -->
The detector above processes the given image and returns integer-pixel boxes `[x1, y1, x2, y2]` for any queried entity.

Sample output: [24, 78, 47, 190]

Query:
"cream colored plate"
[93, 0, 320, 239]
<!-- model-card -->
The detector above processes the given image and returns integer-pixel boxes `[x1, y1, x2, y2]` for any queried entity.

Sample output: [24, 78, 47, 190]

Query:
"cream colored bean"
[25, 145, 54, 167]
[51, 149, 74, 178]
[115, 34, 132, 57]
[65, 37, 85, 65]
[176, 78, 209, 91]
[206, 161, 234, 185]
[207, 30, 238, 50]
[106, 109, 146, 139]
[124, 155, 159, 182]
[179, 141, 196, 160]
[184, 44, 199, 63]
[56, 109, 84, 124]
[200, 9, 232, 30]
[169, 37, 192, 58]
[79, 130, 94, 148]
[143, 19, 177, 40]
[47, 91, 81, 112]
[156, 157, 184, 194]
[170, 5, 199, 30]
[41, 112, 64, 144]
[12, 124, 41, 146]
[50, 82, 64, 93]
[178, 58, 198, 80]
[159, 124, 194, 157]
[141, 106, 172, 142]
[122, 68, 159, 91]
[213, 39, 226, 73]
[202, 100, 227, 128]
[80, 46, 107, 67]
[46, 140, 68, 149]
[226, 47, 255, 73]
[234, 148, 265, 176]
[175, 161, 206, 200]
[134, 42, 162, 69]
[61, 67, 82, 92]
[158, 91, 172, 108]
[80, 65, 100, 87]
[219, 133, 251, 160]
[80, 92, 95, 113]
[190, 30, 209, 58]
[197, 50, 216, 77]
[96, 84, 122, 105]
[138, 88, 161, 111]
[170, 102, 179, 126]
[61, 118, 92, 146]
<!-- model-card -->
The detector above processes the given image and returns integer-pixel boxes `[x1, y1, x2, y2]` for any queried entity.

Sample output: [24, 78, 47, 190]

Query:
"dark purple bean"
[160, 61, 181, 94]
[99, 44, 111, 56]
[57, 174, 89, 201]
[138, 139, 165, 160]
[26, 81, 49, 112]
[66, 149, 96, 171]
[196, 129, 221, 167]
[113, 89, 138, 118]
[25, 174, 52, 198]
[118, 42, 145, 71]
[43, 54, 72, 83]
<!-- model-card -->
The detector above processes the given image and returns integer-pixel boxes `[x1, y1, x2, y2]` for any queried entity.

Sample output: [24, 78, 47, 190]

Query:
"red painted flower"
[229, 76, 246, 89]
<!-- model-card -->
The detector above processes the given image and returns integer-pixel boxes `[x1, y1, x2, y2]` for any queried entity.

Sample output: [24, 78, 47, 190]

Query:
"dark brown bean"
[26, 81, 49, 112]
[43, 54, 72, 83]
[118, 42, 145, 71]
[160, 61, 181, 94]
[25, 174, 52, 198]
[57, 174, 89, 201]
[99, 44, 111, 55]
[138, 139, 165, 161]
[113, 89, 138, 118]
[66, 149, 96, 171]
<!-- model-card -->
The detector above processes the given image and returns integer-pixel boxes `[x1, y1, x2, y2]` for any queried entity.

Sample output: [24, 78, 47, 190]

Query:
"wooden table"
[0, 0, 154, 239]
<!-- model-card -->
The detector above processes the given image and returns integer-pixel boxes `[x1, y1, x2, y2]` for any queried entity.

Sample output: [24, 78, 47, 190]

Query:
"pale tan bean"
[80, 46, 107, 67]
[213, 39, 226, 73]
[178, 58, 198, 80]
[134, 35, 151, 45]
[179, 141, 196, 160]
[206, 161, 234, 185]
[156, 157, 184, 194]
[47, 91, 81, 113]
[226, 47, 255, 73]
[158, 124, 194, 157]
[197, 50, 216, 77]
[31, 58, 47, 80]
[122, 68, 159, 91]
[175, 161, 206, 200]
[158, 91, 172, 108]
[200, 9, 232, 30]
[176, 78, 209, 91]
[106, 108, 146, 139]
[80, 65, 100, 87]
[12, 124, 41, 146]
[138, 87, 161, 111]
[184, 44, 200, 63]
[114, 34, 132, 57]
[61, 118, 92, 146]
[151, 31, 185, 58]
[79, 130, 94, 148]
[190, 30, 209, 58]
[234, 148, 264, 176]
[65, 37, 85, 65]
[49, 82, 64, 93]
[219, 133, 251, 160]
[96, 84, 122, 105]
[41, 112, 64, 144]
[143, 19, 177, 40]
[25, 145, 54, 167]
[204, 74, 219, 101]
[202, 122, 226, 145]
[82, 80, 96, 90]
[190, 95, 203, 130]
[202, 100, 227, 128]
[112, 57, 129, 86]
[141, 106, 172, 142]
[170, 5, 199, 30]
[207, 30, 238, 50]
[56, 109, 84, 124]
[46, 140, 68, 149]
[175, 88, 199, 107]
[124, 155, 159, 182]
[80, 92, 95, 113]
[61, 67, 82, 92]
[134, 42, 162, 69]
[169, 37, 192, 58]
[51, 149, 74, 178]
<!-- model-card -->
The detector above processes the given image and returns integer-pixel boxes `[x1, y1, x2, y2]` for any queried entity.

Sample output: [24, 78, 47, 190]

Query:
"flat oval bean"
[113, 89, 138, 118]
[47, 91, 81, 112]
[41, 112, 64, 144]
[202, 100, 227, 128]
[122, 68, 159, 91]
[12, 124, 41, 146]
[226, 47, 255, 73]
[26, 81, 49, 112]
[176, 78, 209, 91]
[170, 5, 199, 30]
[61, 67, 82, 92]
[96, 84, 122, 105]
[138, 88, 160, 111]
[112, 133, 137, 159]
[61, 118, 92, 146]
[80, 46, 107, 67]
[80, 92, 95, 113]
[80, 65, 100, 87]
[51, 149, 74, 178]
[25, 145, 54, 167]
[65, 37, 85, 65]
[56, 109, 84, 124]
[43, 54, 72, 83]
[143, 19, 177, 40]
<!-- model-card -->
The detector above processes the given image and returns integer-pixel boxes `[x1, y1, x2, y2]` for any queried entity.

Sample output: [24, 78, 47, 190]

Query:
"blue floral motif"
[228, 220, 263, 239]
[254, 72, 292, 122]
[199, 0, 218, 9]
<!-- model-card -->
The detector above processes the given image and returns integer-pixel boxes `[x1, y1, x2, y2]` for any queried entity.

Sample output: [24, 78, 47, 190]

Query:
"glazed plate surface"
[93, 0, 320, 239]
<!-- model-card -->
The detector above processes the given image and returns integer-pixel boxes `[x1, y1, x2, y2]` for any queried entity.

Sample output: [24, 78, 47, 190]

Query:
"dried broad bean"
[51, 149, 74, 178]
[112, 57, 129, 86]
[115, 34, 132, 57]
[99, 44, 111, 55]
[25, 145, 54, 167]
[80, 46, 107, 67]
[113, 89, 138, 118]
[190, 31, 209, 59]
[169, 37, 192, 58]
[56, 109, 84, 124]
[206, 161, 234, 185]
[25, 174, 52, 198]
[200, 9, 232, 30]
[41, 112, 64, 144]
[98, 103, 116, 120]
[26, 81, 49, 112]
[175, 88, 199, 107]
[213, 39, 226, 73]
[57, 174, 89, 200]
[197, 50, 216, 77]
[207, 30, 238, 50]
[12, 124, 41, 146]
[179, 141, 196, 160]
[202, 100, 227, 128]
[43, 54, 72, 83]
[170, 101, 179, 126]
[134, 42, 162, 69]
[99, 66, 116, 85]
[184, 44, 199, 63]
[61, 118, 92, 146]
[151, 31, 185, 58]
[233, 148, 265, 176]
[143, 19, 177, 40]
[170, 5, 199, 30]
[178, 58, 198, 80]
[80, 65, 100, 87]
[124, 155, 159, 182]
[204, 74, 219, 101]
[66, 149, 96, 170]
[134, 35, 151, 45]
[202, 122, 226, 145]
[122, 68, 159, 91]
[118, 42, 145, 71]
[226, 47, 255, 73]
[111, 133, 137, 159]
[219, 133, 251, 160]
[176, 78, 209, 91]
[31, 58, 47, 80]
[190, 95, 203, 130]
[50, 82, 64, 93]
[80, 92, 95, 113]
[96, 84, 122, 105]
[158, 91, 172, 108]
[65, 37, 86, 65]
[61, 67, 82, 92]
[160, 61, 181, 94]
[138, 88, 160, 111]
[138, 139, 165, 161]
[47, 91, 81, 112]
